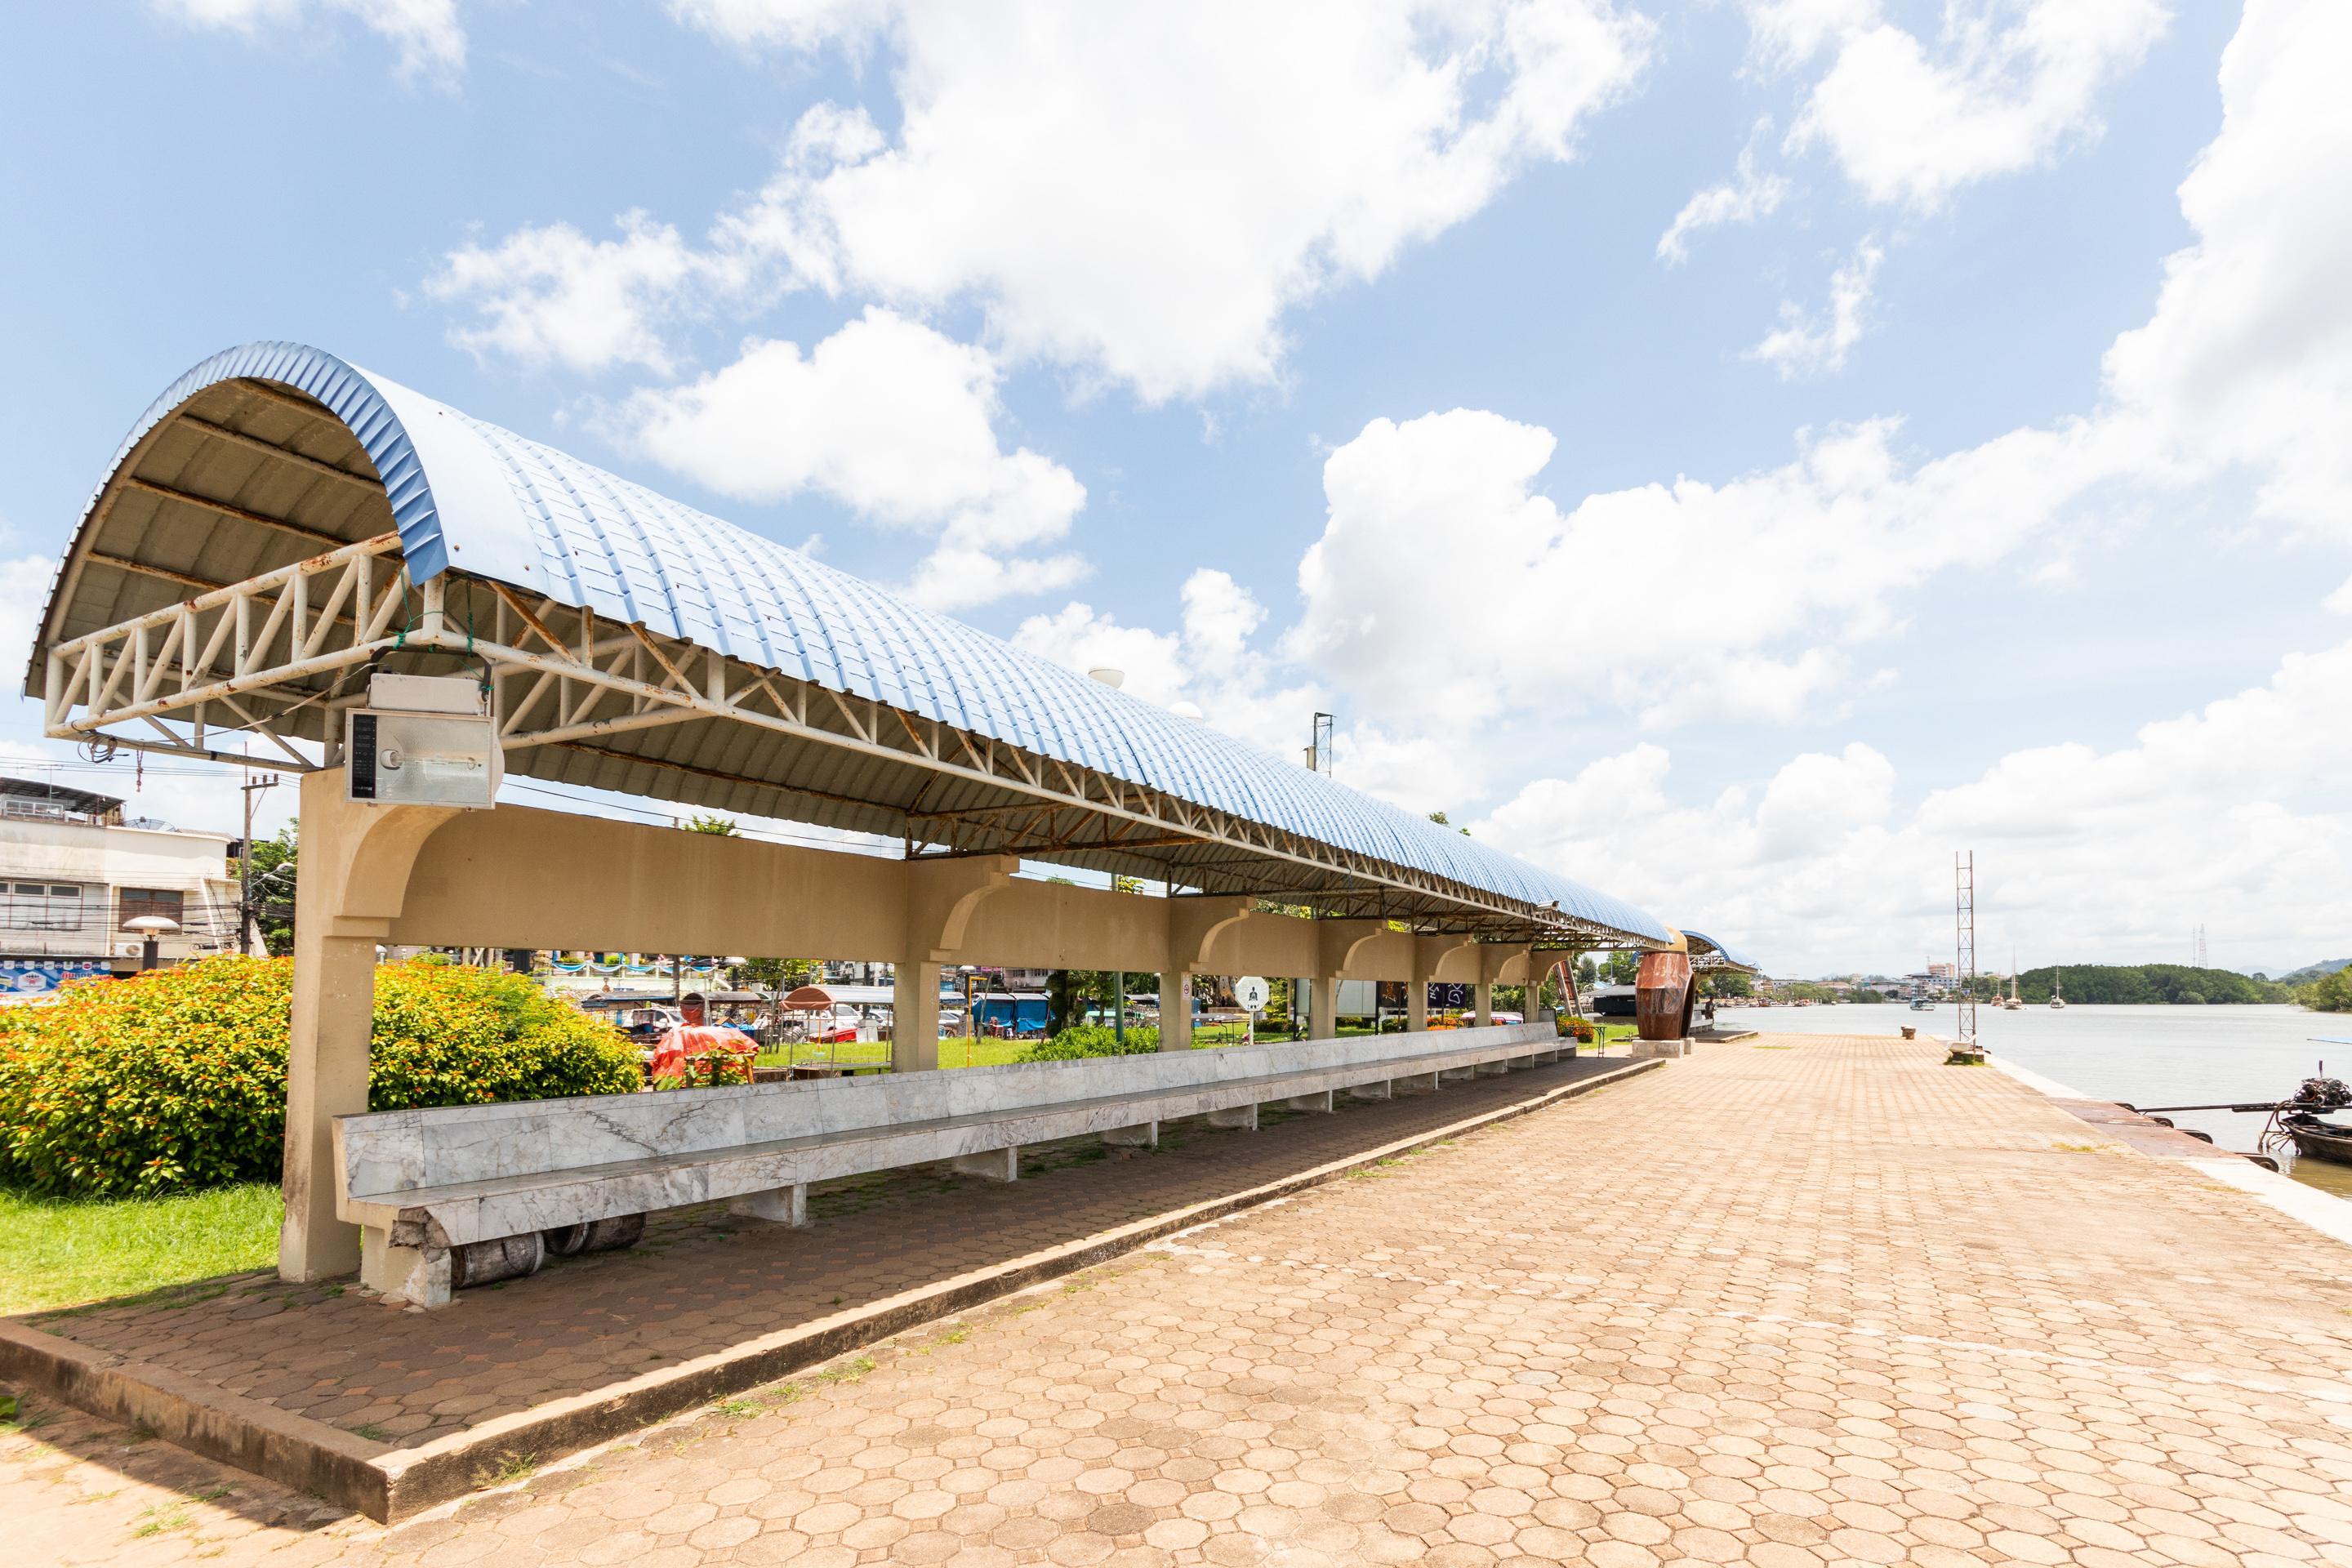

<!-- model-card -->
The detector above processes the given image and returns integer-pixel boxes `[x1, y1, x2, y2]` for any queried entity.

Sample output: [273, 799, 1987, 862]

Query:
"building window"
[6, 883, 86, 931]
[118, 888, 185, 932]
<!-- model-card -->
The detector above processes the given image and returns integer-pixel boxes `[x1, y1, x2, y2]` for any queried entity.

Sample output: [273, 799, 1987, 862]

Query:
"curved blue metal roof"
[1681, 930, 1757, 970]
[64, 341, 1670, 944]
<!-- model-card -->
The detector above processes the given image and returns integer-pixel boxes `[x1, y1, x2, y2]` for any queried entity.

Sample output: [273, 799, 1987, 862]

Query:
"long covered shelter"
[29, 341, 1723, 1287]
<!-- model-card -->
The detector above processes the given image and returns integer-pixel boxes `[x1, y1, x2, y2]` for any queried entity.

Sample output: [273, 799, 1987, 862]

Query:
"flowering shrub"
[1560, 1017, 1597, 1042]
[0, 956, 639, 1198]
[656, 1040, 756, 1089]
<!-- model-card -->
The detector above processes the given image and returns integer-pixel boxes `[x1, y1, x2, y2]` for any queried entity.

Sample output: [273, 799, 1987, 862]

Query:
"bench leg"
[361, 1225, 451, 1309]
[1438, 1065, 1476, 1085]
[947, 1147, 1020, 1182]
[1206, 1102, 1258, 1131]
[729, 1186, 809, 1227]
[1279, 1089, 1334, 1113]
[1476, 1058, 1512, 1077]
[1395, 1071, 1444, 1094]
[1102, 1120, 1159, 1149]
[1348, 1080, 1392, 1101]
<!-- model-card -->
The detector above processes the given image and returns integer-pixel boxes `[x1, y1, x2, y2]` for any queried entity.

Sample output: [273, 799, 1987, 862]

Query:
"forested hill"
[2016, 964, 2295, 1004]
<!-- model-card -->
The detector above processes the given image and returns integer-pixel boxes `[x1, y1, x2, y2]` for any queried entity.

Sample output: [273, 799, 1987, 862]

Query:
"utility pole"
[238, 773, 278, 956]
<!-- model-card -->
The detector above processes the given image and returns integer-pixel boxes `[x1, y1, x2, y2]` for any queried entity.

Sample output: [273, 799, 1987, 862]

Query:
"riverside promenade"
[7, 1033, 2352, 1566]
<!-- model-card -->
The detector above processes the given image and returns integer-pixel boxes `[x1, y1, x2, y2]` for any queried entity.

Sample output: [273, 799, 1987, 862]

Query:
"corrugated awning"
[30, 341, 1676, 948]
[1682, 929, 1759, 973]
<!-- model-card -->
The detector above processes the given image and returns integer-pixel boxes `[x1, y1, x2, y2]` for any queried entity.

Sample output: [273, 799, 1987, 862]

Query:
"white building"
[0, 777, 242, 995]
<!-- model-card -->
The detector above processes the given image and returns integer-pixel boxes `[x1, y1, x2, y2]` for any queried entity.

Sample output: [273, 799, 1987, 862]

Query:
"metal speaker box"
[345, 708, 502, 808]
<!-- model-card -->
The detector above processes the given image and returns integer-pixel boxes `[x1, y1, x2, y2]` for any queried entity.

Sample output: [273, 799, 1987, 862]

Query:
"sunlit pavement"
[7, 1032, 2352, 1566]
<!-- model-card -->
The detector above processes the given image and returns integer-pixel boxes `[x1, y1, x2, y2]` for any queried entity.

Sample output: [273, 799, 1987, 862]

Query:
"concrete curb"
[1984, 1050, 2352, 1252]
[1, 1056, 1661, 1523]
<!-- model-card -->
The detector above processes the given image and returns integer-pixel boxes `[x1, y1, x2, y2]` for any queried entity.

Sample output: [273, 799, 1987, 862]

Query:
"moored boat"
[2283, 1113, 2352, 1165]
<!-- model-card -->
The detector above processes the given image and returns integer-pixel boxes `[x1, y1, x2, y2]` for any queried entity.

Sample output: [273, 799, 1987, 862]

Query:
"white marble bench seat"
[336, 1022, 1566, 1306]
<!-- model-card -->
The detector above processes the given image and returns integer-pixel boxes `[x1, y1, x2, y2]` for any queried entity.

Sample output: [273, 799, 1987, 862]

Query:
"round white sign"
[1232, 975, 1270, 1013]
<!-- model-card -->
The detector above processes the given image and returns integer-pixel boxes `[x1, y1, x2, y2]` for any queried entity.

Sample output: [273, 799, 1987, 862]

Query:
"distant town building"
[0, 776, 241, 995]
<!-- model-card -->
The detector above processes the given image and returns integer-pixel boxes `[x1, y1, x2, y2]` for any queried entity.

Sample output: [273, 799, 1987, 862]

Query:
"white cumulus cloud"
[429, 214, 706, 375]
[619, 309, 1088, 611]
[1749, 0, 2170, 209]
[1284, 401, 2118, 735]
[1657, 123, 1791, 264]
[1476, 637, 2352, 974]
[659, 0, 1655, 400]
[1748, 236, 1882, 378]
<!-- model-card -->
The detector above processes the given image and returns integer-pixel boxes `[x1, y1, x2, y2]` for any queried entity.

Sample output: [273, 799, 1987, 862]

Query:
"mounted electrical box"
[345, 674, 501, 808]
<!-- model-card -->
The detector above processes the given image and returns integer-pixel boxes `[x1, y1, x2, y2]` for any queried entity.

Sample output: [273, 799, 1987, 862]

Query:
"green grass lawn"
[0, 1183, 282, 1316]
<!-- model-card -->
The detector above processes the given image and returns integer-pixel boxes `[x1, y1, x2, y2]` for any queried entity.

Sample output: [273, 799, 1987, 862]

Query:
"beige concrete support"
[1474, 943, 1523, 1027]
[1279, 1089, 1335, 1113]
[947, 1147, 1019, 1181]
[1348, 1080, 1393, 1101]
[1102, 1120, 1159, 1148]
[1158, 971, 1192, 1051]
[1206, 1102, 1258, 1131]
[1407, 978, 1428, 1031]
[360, 1224, 449, 1307]
[281, 770, 457, 1285]
[285, 933, 380, 1283]
[730, 1185, 810, 1227]
[893, 961, 942, 1073]
[1311, 974, 1339, 1038]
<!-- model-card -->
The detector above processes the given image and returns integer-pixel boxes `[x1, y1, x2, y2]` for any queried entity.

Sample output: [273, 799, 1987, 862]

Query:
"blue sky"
[3, 1, 2348, 976]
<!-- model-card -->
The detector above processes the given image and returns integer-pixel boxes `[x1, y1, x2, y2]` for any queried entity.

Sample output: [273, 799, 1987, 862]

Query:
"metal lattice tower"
[1305, 711, 1335, 776]
[1954, 851, 1977, 1049]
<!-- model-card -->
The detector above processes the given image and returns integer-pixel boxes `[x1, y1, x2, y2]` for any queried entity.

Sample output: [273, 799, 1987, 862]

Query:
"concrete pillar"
[1159, 971, 1192, 1051]
[1407, 976, 1429, 1032]
[279, 770, 455, 1285]
[1311, 975, 1339, 1039]
[280, 931, 377, 1282]
[1474, 979, 1494, 1027]
[894, 960, 941, 1072]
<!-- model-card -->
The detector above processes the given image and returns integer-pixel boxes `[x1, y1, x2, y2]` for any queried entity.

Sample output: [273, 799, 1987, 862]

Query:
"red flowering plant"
[0, 956, 639, 1198]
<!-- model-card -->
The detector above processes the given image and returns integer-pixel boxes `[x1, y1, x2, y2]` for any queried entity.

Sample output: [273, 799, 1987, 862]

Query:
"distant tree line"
[2011, 964, 2295, 1005]
[2301, 969, 2352, 1013]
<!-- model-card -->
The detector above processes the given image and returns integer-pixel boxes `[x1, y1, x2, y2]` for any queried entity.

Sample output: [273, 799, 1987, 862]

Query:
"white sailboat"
[2049, 969, 2067, 1009]
[2002, 954, 2022, 1011]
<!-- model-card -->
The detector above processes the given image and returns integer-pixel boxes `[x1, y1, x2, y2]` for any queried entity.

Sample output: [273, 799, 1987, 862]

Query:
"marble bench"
[336, 1022, 1568, 1306]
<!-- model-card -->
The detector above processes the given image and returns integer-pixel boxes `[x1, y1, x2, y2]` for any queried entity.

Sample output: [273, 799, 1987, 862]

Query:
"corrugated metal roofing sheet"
[49, 342, 1672, 944]
[1682, 930, 1758, 971]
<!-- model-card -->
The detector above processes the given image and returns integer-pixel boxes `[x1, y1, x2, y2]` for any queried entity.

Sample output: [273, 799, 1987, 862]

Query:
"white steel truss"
[44, 551, 1652, 947]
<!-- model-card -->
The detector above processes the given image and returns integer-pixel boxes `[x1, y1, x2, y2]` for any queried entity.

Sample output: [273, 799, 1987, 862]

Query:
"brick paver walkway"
[20, 1056, 1628, 1451]
[8, 1033, 2352, 1566]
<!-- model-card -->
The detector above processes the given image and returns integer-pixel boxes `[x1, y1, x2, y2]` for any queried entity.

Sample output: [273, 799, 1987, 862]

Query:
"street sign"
[1232, 975, 1270, 1013]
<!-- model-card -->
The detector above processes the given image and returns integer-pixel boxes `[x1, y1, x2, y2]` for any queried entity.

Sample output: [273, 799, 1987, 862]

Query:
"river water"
[1711, 1000, 2352, 1199]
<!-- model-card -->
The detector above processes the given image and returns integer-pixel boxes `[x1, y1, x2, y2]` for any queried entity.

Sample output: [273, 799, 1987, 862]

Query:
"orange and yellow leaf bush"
[0, 956, 639, 1198]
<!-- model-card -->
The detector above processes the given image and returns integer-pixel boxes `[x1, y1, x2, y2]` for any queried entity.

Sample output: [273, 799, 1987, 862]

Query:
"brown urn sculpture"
[1634, 950, 1695, 1041]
